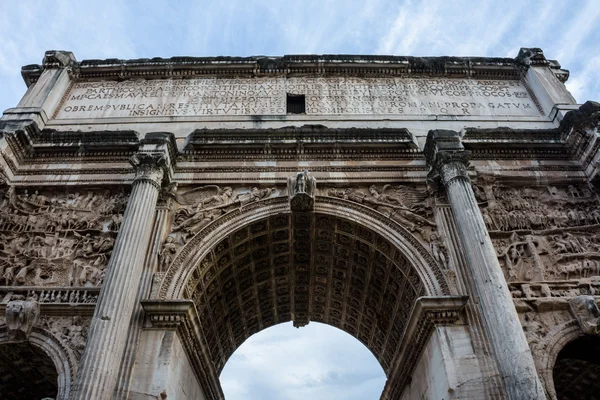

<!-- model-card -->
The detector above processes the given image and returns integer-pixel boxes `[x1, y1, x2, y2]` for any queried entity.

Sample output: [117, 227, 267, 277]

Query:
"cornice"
[2, 105, 599, 184]
[462, 127, 571, 160]
[183, 125, 419, 161]
[20, 48, 568, 86]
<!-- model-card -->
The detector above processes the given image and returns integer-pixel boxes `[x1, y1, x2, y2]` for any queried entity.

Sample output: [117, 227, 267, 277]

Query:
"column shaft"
[444, 166, 546, 399]
[70, 162, 163, 399]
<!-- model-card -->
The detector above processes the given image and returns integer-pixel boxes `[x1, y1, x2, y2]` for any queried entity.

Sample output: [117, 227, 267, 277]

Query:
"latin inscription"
[55, 77, 541, 119]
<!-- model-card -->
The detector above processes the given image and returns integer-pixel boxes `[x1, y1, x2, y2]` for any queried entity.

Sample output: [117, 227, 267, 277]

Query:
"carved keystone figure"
[288, 171, 316, 212]
[6, 298, 40, 342]
[569, 295, 600, 335]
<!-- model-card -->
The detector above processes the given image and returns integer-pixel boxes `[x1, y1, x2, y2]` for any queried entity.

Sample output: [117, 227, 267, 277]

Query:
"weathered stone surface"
[54, 76, 541, 120]
[0, 48, 597, 400]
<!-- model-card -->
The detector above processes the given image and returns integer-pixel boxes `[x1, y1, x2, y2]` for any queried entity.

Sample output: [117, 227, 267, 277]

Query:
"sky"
[1, 1, 599, 399]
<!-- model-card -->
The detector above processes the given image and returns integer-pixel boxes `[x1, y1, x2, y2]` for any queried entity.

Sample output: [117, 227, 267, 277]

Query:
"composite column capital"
[424, 129, 471, 187]
[129, 152, 170, 189]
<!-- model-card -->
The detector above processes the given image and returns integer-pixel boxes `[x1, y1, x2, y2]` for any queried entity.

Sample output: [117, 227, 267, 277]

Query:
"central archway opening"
[181, 211, 432, 398]
[220, 321, 386, 399]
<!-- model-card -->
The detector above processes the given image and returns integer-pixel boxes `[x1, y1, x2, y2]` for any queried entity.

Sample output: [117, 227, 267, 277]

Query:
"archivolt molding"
[156, 195, 449, 300]
[0, 325, 78, 400]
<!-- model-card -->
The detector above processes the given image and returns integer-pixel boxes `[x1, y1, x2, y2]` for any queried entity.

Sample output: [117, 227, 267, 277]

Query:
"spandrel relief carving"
[0, 187, 126, 288]
[485, 184, 598, 232]
[160, 185, 280, 270]
[326, 184, 436, 242]
[484, 183, 600, 288]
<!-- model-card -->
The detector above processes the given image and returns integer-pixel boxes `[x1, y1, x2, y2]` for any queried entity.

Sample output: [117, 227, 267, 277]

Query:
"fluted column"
[425, 130, 545, 400]
[70, 153, 168, 400]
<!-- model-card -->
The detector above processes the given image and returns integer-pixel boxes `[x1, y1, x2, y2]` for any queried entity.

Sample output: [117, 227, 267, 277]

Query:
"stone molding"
[1, 103, 599, 186]
[140, 299, 194, 329]
[381, 295, 469, 400]
[21, 50, 562, 86]
[0, 288, 98, 317]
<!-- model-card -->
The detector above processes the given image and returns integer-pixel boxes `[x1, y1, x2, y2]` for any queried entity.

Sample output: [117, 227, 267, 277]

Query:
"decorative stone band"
[129, 152, 168, 190]
[141, 300, 224, 400]
[0, 287, 98, 317]
[380, 295, 469, 400]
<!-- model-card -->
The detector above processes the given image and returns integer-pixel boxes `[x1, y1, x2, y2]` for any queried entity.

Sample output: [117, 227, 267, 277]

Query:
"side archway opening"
[553, 335, 600, 399]
[0, 341, 58, 399]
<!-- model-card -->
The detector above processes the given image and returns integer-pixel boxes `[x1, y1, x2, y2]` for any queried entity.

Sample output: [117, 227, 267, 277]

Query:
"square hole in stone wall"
[286, 94, 306, 114]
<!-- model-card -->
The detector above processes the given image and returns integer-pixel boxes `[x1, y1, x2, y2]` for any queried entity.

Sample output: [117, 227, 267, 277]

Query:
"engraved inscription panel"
[55, 76, 541, 119]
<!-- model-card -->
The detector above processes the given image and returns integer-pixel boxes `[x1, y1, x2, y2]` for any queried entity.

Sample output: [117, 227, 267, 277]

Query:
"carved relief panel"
[480, 182, 600, 292]
[0, 186, 127, 288]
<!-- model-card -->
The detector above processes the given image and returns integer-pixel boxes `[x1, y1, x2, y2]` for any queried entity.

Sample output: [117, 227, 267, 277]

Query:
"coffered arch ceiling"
[184, 212, 428, 375]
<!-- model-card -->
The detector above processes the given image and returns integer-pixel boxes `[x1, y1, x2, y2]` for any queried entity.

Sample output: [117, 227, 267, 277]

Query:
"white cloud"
[220, 322, 386, 400]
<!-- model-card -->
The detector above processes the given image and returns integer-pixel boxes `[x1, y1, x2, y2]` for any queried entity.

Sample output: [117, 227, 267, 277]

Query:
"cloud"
[1, 0, 598, 111]
[220, 322, 386, 400]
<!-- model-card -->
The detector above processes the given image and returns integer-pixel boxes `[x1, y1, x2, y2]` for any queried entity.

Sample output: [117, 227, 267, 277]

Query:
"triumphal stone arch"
[0, 48, 599, 399]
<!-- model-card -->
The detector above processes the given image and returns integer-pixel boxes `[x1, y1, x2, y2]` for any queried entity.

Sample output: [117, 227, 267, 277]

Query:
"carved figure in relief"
[482, 209, 496, 230]
[569, 295, 600, 335]
[198, 186, 233, 209]
[295, 171, 308, 194]
[6, 298, 40, 342]
[40, 316, 90, 357]
[568, 185, 580, 198]
[327, 185, 435, 240]
[288, 172, 316, 211]
[429, 233, 448, 267]
[170, 185, 277, 243]
[158, 236, 179, 271]
[235, 187, 275, 205]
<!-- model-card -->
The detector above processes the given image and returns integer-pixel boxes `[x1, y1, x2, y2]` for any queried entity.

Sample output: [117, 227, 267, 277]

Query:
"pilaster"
[424, 129, 546, 400]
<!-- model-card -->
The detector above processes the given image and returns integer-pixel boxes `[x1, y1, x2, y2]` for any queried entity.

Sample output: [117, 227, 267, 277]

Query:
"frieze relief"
[480, 182, 600, 290]
[0, 186, 127, 288]
[326, 184, 437, 241]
